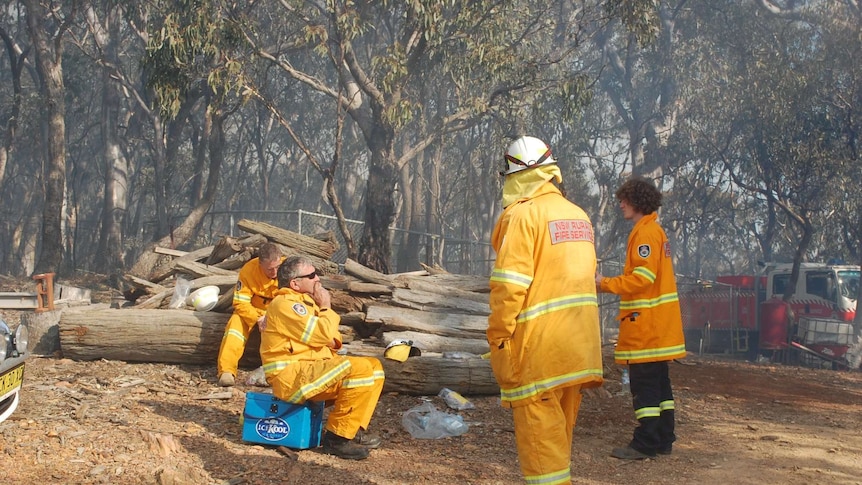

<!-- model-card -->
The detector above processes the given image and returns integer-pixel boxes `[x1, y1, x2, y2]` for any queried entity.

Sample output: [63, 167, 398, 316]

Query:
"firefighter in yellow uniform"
[260, 255, 385, 460]
[216, 243, 284, 387]
[596, 176, 686, 460]
[488, 136, 603, 484]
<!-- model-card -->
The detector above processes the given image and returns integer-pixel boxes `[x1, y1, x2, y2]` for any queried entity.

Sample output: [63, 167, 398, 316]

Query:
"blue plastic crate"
[241, 392, 324, 449]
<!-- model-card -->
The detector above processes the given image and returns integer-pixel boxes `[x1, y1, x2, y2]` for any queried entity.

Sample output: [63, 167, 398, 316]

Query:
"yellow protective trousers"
[217, 313, 256, 377]
[271, 356, 385, 440]
[512, 385, 582, 485]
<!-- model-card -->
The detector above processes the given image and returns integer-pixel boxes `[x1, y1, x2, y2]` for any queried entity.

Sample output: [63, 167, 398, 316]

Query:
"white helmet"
[501, 136, 557, 176]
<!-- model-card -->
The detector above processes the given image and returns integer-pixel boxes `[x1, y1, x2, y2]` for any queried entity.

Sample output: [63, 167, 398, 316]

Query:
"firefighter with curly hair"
[596, 176, 686, 460]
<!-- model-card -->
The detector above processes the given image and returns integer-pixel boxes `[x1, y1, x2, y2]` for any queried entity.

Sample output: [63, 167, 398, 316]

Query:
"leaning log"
[237, 219, 337, 259]
[344, 258, 395, 286]
[205, 236, 245, 265]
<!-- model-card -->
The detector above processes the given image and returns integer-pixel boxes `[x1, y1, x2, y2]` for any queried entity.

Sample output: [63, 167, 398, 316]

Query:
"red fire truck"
[679, 262, 859, 367]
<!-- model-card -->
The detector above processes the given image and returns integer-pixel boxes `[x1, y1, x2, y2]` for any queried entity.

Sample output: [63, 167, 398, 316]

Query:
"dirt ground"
[2, 344, 861, 484]
[2, 279, 862, 484]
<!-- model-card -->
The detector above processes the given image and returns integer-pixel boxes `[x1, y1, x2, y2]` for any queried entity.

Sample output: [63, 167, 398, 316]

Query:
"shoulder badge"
[637, 244, 651, 258]
[292, 303, 308, 316]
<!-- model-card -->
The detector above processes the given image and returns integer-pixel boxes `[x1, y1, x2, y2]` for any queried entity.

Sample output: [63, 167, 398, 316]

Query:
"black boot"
[353, 429, 382, 449]
[322, 431, 370, 460]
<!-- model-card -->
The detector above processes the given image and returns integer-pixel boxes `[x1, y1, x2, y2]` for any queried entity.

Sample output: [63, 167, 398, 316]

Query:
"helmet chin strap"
[501, 149, 552, 175]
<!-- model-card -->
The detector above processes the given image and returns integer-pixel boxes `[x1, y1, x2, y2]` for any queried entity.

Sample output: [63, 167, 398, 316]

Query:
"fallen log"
[174, 260, 238, 278]
[58, 307, 496, 395]
[123, 275, 167, 296]
[391, 288, 489, 315]
[384, 357, 498, 396]
[59, 308, 232, 364]
[395, 276, 490, 304]
[406, 273, 490, 293]
[382, 331, 489, 355]
[343, 342, 497, 396]
[347, 281, 392, 295]
[366, 305, 488, 338]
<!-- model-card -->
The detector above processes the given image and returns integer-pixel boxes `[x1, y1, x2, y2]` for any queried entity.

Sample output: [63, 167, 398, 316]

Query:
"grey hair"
[277, 255, 315, 287]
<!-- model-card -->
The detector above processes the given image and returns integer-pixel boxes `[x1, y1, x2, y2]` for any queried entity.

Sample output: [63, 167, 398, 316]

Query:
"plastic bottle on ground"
[620, 367, 631, 394]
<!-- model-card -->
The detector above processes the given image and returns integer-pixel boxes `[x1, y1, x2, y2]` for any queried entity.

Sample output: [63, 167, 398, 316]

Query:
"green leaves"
[143, 0, 251, 119]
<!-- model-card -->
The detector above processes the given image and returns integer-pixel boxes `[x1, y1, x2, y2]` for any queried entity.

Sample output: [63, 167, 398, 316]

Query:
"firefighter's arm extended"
[599, 231, 663, 296]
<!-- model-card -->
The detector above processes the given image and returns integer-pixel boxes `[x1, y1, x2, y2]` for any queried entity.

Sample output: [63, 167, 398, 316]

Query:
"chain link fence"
[200, 210, 494, 276]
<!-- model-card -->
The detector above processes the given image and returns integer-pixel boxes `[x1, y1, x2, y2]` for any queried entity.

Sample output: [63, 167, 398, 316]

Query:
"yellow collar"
[502, 164, 563, 208]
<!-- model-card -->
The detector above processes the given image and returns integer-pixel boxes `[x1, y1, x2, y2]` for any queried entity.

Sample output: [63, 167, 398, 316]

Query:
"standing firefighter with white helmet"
[487, 135, 604, 484]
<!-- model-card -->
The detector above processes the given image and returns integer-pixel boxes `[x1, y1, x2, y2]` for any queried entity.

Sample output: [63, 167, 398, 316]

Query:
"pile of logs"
[58, 219, 497, 396]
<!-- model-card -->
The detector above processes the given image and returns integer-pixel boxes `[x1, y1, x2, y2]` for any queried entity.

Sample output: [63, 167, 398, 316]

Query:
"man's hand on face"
[311, 281, 331, 310]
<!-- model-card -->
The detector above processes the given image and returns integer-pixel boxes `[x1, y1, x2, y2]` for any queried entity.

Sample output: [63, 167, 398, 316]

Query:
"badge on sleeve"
[292, 303, 308, 316]
[637, 244, 651, 258]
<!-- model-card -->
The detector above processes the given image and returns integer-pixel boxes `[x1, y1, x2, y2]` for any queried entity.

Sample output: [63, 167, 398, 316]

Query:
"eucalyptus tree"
[0, 2, 41, 275]
[754, 0, 862, 366]
[589, 0, 689, 179]
[229, 0, 617, 273]
[582, 0, 697, 267]
[129, 0, 254, 278]
[22, 0, 75, 274]
[59, 2, 137, 277]
[681, 1, 849, 300]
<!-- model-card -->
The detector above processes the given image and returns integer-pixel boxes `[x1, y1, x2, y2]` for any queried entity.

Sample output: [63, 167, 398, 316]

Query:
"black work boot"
[322, 431, 370, 460]
[353, 429, 382, 449]
[610, 445, 652, 460]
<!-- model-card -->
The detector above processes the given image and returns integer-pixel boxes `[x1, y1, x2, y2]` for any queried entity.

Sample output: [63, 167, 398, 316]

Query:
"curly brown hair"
[615, 176, 662, 215]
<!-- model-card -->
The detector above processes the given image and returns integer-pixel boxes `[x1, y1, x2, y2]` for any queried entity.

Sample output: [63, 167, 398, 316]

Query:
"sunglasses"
[293, 270, 318, 280]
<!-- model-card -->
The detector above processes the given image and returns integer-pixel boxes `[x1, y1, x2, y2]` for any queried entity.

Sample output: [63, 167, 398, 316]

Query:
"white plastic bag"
[244, 366, 268, 387]
[401, 402, 469, 439]
[168, 276, 191, 309]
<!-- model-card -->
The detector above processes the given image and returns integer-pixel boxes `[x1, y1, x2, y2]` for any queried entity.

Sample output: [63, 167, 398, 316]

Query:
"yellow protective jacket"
[600, 212, 686, 364]
[259, 287, 350, 403]
[488, 183, 604, 408]
[232, 257, 284, 323]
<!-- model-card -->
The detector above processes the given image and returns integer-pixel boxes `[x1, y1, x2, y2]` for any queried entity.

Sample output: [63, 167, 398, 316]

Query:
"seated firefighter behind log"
[216, 243, 284, 387]
[259, 255, 386, 460]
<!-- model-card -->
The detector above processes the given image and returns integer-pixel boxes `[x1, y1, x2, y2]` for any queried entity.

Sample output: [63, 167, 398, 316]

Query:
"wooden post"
[33, 272, 55, 313]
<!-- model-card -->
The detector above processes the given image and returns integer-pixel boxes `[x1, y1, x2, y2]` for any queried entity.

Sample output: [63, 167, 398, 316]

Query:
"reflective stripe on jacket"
[600, 212, 686, 364]
[231, 256, 285, 324]
[259, 287, 348, 403]
[488, 183, 604, 408]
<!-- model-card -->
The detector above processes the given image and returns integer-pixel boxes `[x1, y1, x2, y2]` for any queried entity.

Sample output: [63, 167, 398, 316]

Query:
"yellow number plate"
[0, 363, 25, 400]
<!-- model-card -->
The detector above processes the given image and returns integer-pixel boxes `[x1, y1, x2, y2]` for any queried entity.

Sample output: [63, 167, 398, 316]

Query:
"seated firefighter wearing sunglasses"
[260, 255, 385, 460]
